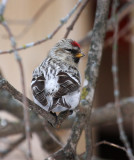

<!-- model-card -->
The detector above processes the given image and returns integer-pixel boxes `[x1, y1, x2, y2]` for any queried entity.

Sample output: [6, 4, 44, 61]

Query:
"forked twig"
[64, 0, 90, 38]
[1, 19, 33, 160]
[0, 135, 25, 158]
[0, 0, 82, 55]
[95, 140, 126, 152]
[111, 0, 134, 159]
[7, 0, 56, 38]
[0, 76, 72, 128]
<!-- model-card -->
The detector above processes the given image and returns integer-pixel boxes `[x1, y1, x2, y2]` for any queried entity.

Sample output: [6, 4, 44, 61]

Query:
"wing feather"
[54, 71, 80, 98]
[31, 75, 47, 106]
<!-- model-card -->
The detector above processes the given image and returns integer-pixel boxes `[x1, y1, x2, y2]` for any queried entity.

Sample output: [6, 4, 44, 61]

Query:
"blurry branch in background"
[0, 0, 133, 54]
[0, 135, 25, 158]
[7, 0, 56, 39]
[64, 0, 90, 38]
[46, 110, 86, 160]
[111, 0, 134, 160]
[46, 0, 110, 159]
[0, 0, 83, 55]
[43, 121, 64, 147]
[7, 0, 55, 25]
[104, 19, 133, 48]
[79, 0, 134, 47]
[0, 0, 32, 160]
[0, 118, 62, 153]
[0, 0, 8, 14]
[0, 0, 134, 159]
[80, 0, 110, 159]
[95, 140, 126, 153]
[0, 76, 71, 127]
[0, 86, 134, 157]
[1, 89, 134, 134]
[0, 96, 134, 156]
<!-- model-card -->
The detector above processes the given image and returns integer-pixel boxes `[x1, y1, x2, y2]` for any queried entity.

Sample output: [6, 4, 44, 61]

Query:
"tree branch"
[111, 0, 133, 159]
[64, 0, 90, 38]
[0, 135, 25, 158]
[1, 96, 134, 155]
[79, 0, 110, 159]
[79, 1, 134, 47]
[0, 76, 73, 127]
[0, 0, 82, 55]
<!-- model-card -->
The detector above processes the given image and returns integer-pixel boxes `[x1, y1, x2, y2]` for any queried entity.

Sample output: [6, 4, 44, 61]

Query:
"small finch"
[31, 39, 84, 113]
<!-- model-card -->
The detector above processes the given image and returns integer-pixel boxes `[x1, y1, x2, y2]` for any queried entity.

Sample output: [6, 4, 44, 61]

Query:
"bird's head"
[49, 39, 85, 66]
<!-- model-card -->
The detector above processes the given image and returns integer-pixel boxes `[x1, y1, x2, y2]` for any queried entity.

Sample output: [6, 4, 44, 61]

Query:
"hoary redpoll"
[31, 39, 84, 113]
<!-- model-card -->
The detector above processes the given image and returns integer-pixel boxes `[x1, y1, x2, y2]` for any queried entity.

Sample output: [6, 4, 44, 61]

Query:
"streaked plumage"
[31, 39, 84, 112]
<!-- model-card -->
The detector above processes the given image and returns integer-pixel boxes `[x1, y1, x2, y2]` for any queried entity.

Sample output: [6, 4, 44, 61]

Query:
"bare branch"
[95, 140, 126, 152]
[0, 12, 33, 159]
[0, 96, 134, 155]
[0, 0, 8, 15]
[0, 120, 41, 138]
[43, 121, 64, 147]
[64, 0, 90, 38]
[7, 0, 56, 38]
[0, 119, 62, 153]
[0, 76, 73, 127]
[1, 96, 134, 135]
[79, 1, 134, 47]
[46, 0, 110, 159]
[1, 81, 134, 130]
[0, 135, 25, 158]
[111, 1, 134, 160]
[0, 0, 82, 55]
[79, 0, 110, 159]
[0, 90, 24, 119]
[45, 109, 86, 160]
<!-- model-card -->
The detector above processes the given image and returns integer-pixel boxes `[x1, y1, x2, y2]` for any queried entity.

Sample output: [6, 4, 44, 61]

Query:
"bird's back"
[31, 57, 81, 112]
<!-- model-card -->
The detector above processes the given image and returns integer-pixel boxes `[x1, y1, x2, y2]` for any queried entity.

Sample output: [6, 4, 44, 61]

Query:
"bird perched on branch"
[31, 39, 84, 113]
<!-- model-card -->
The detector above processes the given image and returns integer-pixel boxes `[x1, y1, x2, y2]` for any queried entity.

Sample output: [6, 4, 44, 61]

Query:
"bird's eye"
[65, 48, 78, 54]
[65, 49, 72, 52]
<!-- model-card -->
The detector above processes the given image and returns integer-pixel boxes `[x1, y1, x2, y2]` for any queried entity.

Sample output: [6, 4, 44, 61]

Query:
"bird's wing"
[31, 75, 47, 106]
[54, 71, 81, 98]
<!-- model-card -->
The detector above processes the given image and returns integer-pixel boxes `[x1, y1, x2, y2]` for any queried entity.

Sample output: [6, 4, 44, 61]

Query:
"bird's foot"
[49, 110, 73, 128]
[69, 110, 73, 115]
[50, 111, 57, 117]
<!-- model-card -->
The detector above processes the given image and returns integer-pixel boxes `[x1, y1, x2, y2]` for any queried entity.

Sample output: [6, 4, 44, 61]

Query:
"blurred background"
[0, 0, 134, 159]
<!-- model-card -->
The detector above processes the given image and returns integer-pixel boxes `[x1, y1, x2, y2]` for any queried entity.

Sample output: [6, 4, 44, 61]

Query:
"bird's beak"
[75, 52, 85, 58]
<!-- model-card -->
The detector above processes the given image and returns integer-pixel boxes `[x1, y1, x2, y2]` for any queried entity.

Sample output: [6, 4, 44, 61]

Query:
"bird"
[31, 39, 84, 113]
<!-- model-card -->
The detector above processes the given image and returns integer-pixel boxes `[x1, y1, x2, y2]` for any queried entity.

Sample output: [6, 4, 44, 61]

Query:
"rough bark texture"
[80, 0, 110, 159]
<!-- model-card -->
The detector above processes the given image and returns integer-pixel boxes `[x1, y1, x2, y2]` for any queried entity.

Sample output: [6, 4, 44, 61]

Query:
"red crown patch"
[71, 41, 80, 48]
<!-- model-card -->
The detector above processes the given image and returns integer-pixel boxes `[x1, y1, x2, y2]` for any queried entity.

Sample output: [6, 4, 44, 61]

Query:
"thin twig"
[119, 20, 134, 44]
[0, 76, 72, 127]
[0, 1, 133, 54]
[78, 1, 134, 46]
[79, 0, 110, 159]
[45, 109, 86, 160]
[0, 2, 33, 157]
[95, 140, 126, 152]
[0, 119, 42, 138]
[1, 96, 134, 137]
[1, 22, 33, 160]
[0, 135, 25, 158]
[0, 0, 82, 55]
[0, 0, 8, 15]
[46, 0, 110, 159]
[7, 0, 56, 38]
[64, 0, 90, 38]
[1, 88, 134, 136]
[104, 19, 134, 48]
[43, 121, 64, 147]
[111, 0, 134, 160]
